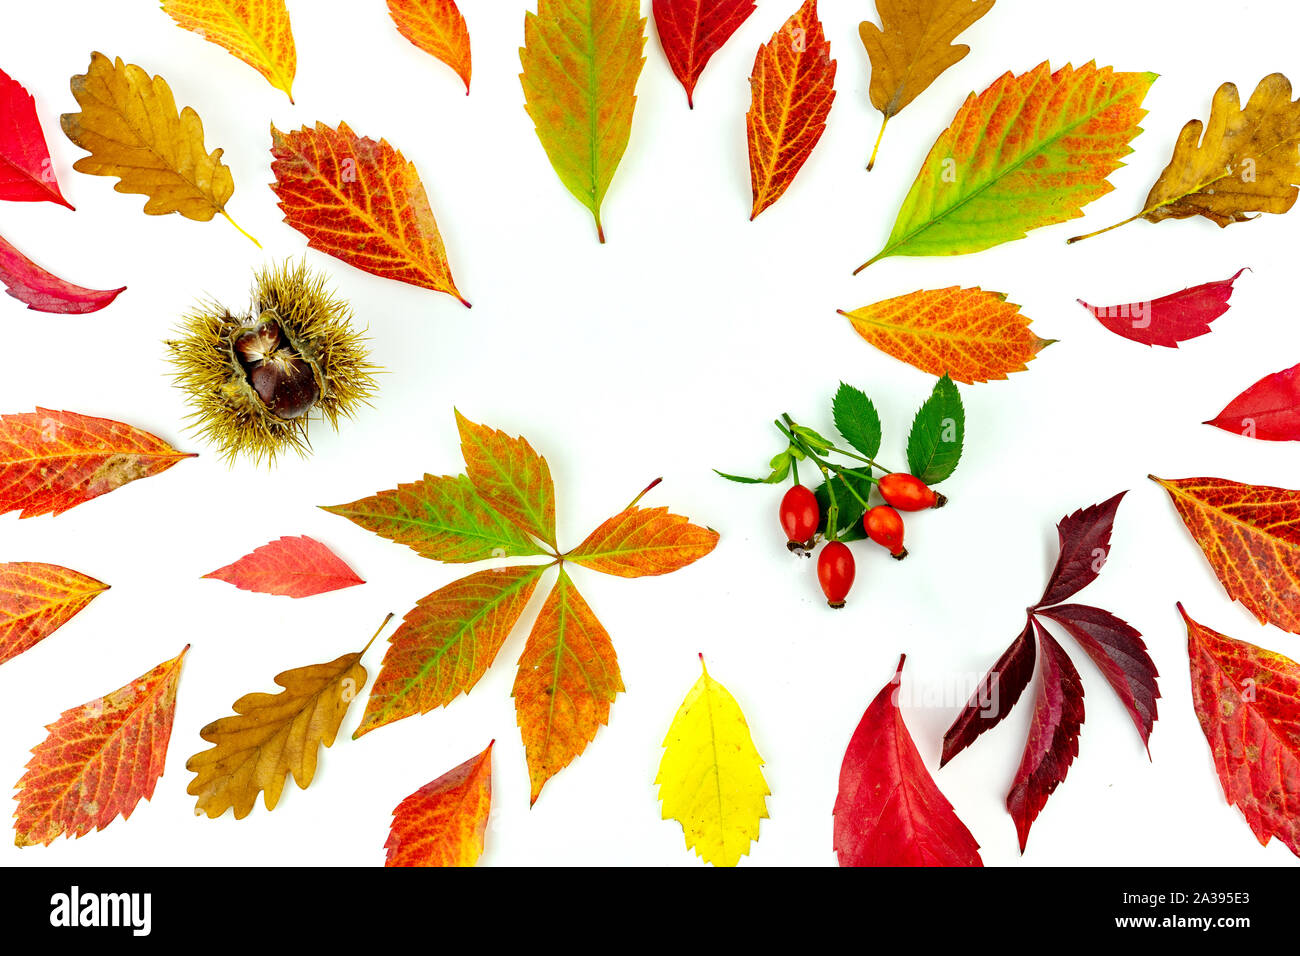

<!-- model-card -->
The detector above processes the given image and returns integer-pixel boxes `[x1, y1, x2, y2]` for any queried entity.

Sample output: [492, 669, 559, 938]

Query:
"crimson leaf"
[1035, 491, 1126, 609]
[940, 618, 1037, 767]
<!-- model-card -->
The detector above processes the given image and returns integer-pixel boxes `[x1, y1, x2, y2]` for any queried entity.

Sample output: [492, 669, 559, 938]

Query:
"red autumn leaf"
[0, 234, 125, 314]
[1037, 603, 1158, 752]
[940, 618, 1036, 767]
[385, 741, 493, 867]
[0, 409, 195, 519]
[1, 562, 108, 666]
[653, 0, 756, 108]
[746, 0, 836, 218]
[1076, 269, 1245, 348]
[387, 0, 472, 93]
[0, 68, 73, 209]
[203, 535, 365, 598]
[566, 505, 719, 577]
[1035, 491, 1126, 608]
[1007, 620, 1084, 852]
[13, 646, 188, 845]
[1180, 604, 1300, 857]
[1206, 361, 1300, 443]
[834, 655, 983, 867]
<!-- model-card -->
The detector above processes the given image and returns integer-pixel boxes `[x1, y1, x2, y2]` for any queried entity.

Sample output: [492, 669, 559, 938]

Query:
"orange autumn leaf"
[746, 0, 836, 219]
[161, 0, 296, 101]
[1, 563, 108, 666]
[269, 122, 469, 306]
[1153, 476, 1300, 635]
[388, 0, 472, 93]
[567, 506, 719, 577]
[385, 742, 493, 866]
[13, 646, 188, 846]
[202, 535, 364, 599]
[456, 410, 557, 548]
[0, 408, 195, 519]
[839, 287, 1052, 384]
[513, 569, 623, 804]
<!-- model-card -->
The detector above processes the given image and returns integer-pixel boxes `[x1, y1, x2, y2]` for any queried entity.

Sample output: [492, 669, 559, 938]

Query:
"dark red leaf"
[652, 0, 756, 108]
[1205, 362, 1300, 443]
[1036, 603, 1158, 753]
[940, 618, 1036, 767]
[1007, 620, 1084, 852]
[834, 654, 982, 867]
[0, 68, 73, 209]
[1076, 269, 1245, 348]
[1035, 491, 1126, 609]
[0, 234, 125, 315]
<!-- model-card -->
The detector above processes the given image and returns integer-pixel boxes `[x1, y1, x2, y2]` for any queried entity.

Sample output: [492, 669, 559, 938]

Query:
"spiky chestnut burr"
[167, 261, 378, 465]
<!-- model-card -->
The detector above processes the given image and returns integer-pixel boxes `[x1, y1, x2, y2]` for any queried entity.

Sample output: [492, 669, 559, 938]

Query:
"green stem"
[780, 413, 898, 474]
[775, 422, 875, 511]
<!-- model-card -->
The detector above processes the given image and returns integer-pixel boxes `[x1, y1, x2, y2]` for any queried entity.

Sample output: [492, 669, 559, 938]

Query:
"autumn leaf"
[1152, 476, 1300, 634]
[60, 53, 255, 244]
[520, 0, 647, 242]
[566, 506, 718, 577]
[656, 655, 768, 867]
[356, 566, 546, 739]
[323, 474, 546, 563]
[269, 122, 468, 305]
[0, 409, 194, 519]
[14, 647, 188, 846]
[186, 621, 384, 819]
[835, 655, 982, 866]
[1, 563, 107, 667]
[1035, 491, 1126, 609]
[857, 62, 1154, 271]
[386, 742, 493, 866]
[653, 0, 754, 108]
[1206, 362, 1300, 443]
[388, 0, 472, 93]
[859, 0, 995, 171]
[457, 410, 557, 549]
[839, 287, 1052, 384]
[1180, 605, 1300, 858]
[1077, 269, 1245, 348]
[160, 0, 296, 102]
[514, 569, 623, 804]
[202, 535, 364, 598]
[1072, 74, 1300, 243]
[0, 234, 125, 314]
[746, 0, 836, 219]
[0, 67, 73, 208]
[941, 618, 1037, 766]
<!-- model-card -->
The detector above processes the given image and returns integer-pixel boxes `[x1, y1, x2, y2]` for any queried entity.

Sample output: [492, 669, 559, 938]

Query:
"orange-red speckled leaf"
[567, 506, 719, 577]
[161, 0, 296, 101]
[385, 741, 493, 866]
[387, 0, 472, 93]
[0, 563, 108, 667]
[456, 411, 557, 548]
[203, 535, 364, 598]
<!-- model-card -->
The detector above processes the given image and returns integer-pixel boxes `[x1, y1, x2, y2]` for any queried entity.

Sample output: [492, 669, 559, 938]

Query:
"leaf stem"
[624, 477, 662, 511]
[221, 209, 262, 248]
[867, 116, 889, 172]
[1066, 211, 1144, 245]
[360, 613, 395, 656]
[780, 413, 897, 474]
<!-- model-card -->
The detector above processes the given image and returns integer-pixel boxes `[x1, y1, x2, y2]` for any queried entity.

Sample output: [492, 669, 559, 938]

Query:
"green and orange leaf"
[388, 0, 472, 92]
[14, 646, 188, 846]
[567, 506, 719, 577]
[840, 287, 1052, 384]
[385, 742, 493, 866]
[1, 563, 108, 666]
[456, 411, 558, 549]
[0, 408, 195, 519]
[160, 0, 296, 101]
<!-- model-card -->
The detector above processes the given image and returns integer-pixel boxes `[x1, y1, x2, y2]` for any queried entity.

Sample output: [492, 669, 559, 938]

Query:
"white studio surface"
[1, 0, 1298, 868]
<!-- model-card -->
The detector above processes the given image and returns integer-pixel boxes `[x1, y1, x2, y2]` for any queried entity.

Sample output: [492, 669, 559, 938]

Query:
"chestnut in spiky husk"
[167, 261, 378, 464]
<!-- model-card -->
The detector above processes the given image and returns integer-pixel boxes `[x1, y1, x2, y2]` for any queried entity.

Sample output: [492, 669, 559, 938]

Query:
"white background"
[1, 0, 1299, 868]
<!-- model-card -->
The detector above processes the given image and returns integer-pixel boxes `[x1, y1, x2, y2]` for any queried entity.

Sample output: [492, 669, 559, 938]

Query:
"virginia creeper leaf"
[840, 287, 1052, 384]
[656, 655, 768, 867]
[356, 565, 546, 739]
[456, 411, 557, 549]
[834, 655, 982, 866]
[160, 0, 296, 101]
[941, 618, 1036, 766]
[859, 0, 995, 171]
[0, 409, 195, 519]
[520, 0, 647, 242]
[566, 506, 719, 577]
[385, 742, 493, 867]
[1180, 604, 1300, 858]
[1077, 269, 1245, 348]
[858, 62, 1155, 270]
[269, 122, 468, 305]
[832, 382, 882, 460]
[203, 535, 365, 598]
[746, 0, 836, 219]
[0, 563, 108, 667]
[388, 0, 472, 93]
[1036, 491, 1126, 609]
[0, 234, 124, 314]
[513, 569, 623, 804]
[906, 374, 964, 484]
[1152, 475, 1300, 635]
[0, 67, 73, 208]
[14, 647, 188, 846]
[652, 0, 755, 108]
[1206, 361, 1300, 443]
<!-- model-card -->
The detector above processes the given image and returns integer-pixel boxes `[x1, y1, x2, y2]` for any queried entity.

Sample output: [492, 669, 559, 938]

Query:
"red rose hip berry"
[817, 541, 855, 608]
[878, 473, 946, 512]
[779, 484, 820, 552]
[865, 505, 908, 559]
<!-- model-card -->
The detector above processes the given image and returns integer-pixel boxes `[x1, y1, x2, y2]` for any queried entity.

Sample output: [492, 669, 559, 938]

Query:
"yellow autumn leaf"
[161, 0, 297, 102]
[655, 656, 768, 867]
[60, 52, 256, 244]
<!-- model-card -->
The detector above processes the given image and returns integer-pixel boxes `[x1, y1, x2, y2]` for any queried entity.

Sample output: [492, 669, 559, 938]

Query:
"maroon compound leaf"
[1034, 491, 1126, 609]
[941, 618, 1037, 767]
